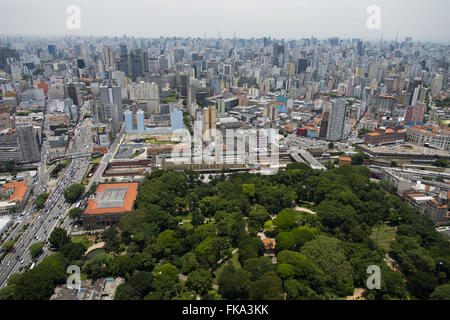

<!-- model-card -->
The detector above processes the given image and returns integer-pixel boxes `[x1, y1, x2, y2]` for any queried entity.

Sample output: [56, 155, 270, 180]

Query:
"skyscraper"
[136, 109, 145, 131]
[203, 105, 216, 140]
[327, 100, 347, 141]
[100, 84, 123, 135]
[17, 125, 41, 163]
[124, 109, 133, 132]
[170, 107, 183, 132]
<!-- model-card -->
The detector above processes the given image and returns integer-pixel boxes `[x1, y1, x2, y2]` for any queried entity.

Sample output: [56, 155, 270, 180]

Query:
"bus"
[29, 263, 36, 270]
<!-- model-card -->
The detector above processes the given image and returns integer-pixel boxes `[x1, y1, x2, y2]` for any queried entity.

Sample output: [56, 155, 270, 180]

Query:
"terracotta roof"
[262, 238, 276, 250]
[2, 180, 28, 203]
[84, 183, 139, 215]
[367, 132, 380, 136]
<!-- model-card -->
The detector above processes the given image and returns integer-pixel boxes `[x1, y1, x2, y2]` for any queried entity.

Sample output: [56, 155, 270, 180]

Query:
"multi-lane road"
[0, 103, 93, 288]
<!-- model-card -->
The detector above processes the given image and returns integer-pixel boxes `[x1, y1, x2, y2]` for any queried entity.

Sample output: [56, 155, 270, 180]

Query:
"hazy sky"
[0, 0, 449, 41]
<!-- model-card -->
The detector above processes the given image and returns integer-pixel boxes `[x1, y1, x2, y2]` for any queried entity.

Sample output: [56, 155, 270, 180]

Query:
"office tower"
[136, 109, 145, 131]
[319, 111, 330, 139]
[170, 107, 183, 132]
[357, 40, 363, 56]
[327, 100, 347, 141]
[174, 49, 184, 63]
[203, 105, 216, 140]
[48, 45, 57, 59]
[346, 77, 354, 97]
[178, 72, 189, 98]
[297, 59, 308, 74]
[405, 103, 426, 123]
[217, 99, 225, 113]
[119, 44, 128, 56]
[411, 85, 421, 106]
[0, 47, 19, 70]
[70, 105, 78, 121]
[102, 46, 115, 71]
[159, 56, 169, 70]
[124, 109, 133, 132]
[17, 125, 41, 163]
[117, 52, 130, 77]
[272, 43, 284, 67]
[431, 74, 443, 97]
[130, 49, 144, 81]
[100, 84, 123, 135]
[263, 104, 278, 121]
[65, 83, 80, 106]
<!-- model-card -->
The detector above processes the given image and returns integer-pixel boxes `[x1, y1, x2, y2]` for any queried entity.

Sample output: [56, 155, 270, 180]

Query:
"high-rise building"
[203, 105, 216, 140]
[100, 84, 123, 135]
[326, 100, 347, 141]
[319, 111, 330, 139]
[405, 103, 426, 123]
[48, 45, 57, 59]
[263, 104, 278, 121]
[297, 59, 308, 74]
[272, 43, 284, 67]
[17, 125, 41, 163]
[124, 109, 133, 132]
[170, 107, 183, 132]
[136, 109, 145, 131]
[431, 74, 443, 97]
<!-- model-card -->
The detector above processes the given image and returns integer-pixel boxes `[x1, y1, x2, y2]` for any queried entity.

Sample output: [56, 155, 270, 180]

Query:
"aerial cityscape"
[0, 0, 449, 305]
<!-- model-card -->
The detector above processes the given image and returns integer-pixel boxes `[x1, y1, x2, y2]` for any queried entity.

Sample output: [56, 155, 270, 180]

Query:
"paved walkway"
[294, 206, 317, 215]
[86, 242, 105, 255]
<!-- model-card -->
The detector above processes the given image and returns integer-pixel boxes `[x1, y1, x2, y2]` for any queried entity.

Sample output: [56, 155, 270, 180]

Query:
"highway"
[85, 124, 124, 192]
[0, 103, 93, 288]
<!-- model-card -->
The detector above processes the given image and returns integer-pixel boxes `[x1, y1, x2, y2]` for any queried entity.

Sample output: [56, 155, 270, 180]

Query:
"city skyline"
[0, 0, 449, 42]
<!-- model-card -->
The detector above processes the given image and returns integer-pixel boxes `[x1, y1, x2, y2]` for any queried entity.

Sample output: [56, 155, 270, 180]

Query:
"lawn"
[72, 235, 94, 250]
[90, 156, 103, 164]
[214, 249, 240, 284]
[370, 224, 397, 251]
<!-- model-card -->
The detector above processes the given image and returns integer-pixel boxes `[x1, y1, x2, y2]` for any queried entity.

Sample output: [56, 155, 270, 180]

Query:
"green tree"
[48, 228, 70, 250]
[186, 269, 213, 295]
[68, 208, 82, 220]
[249, 271, 284, 300]
[29, 242, 44, 259]
[60, 242, 85, 262]
[180, 252, 200, 275]
[34, 193, 49, 209]
[63, 184, 85, 204]
[218, 265, 252, 300]
[2, 240, 14, 253]
[430, 284, 450, 300]
[152, 263, 180, 300]
[301, 235, 354, 296]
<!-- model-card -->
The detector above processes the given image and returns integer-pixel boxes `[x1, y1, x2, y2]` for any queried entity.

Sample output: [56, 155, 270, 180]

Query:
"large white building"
[406, 125, 450, 151]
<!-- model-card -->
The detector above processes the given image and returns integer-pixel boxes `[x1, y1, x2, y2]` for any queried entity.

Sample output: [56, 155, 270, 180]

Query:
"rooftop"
[1, 180, 28, 203]
[85, 183, 139, 215]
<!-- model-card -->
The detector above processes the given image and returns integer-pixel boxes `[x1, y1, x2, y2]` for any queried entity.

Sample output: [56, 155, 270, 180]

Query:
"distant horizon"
[1, 0, 449, 43]
[1, 33, 448, 44]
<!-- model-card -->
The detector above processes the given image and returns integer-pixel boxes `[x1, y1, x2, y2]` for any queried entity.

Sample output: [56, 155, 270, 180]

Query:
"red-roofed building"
[364, 128, 406, 146]
[0, 180, 29, 211]
[83, 183, 139, 230]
